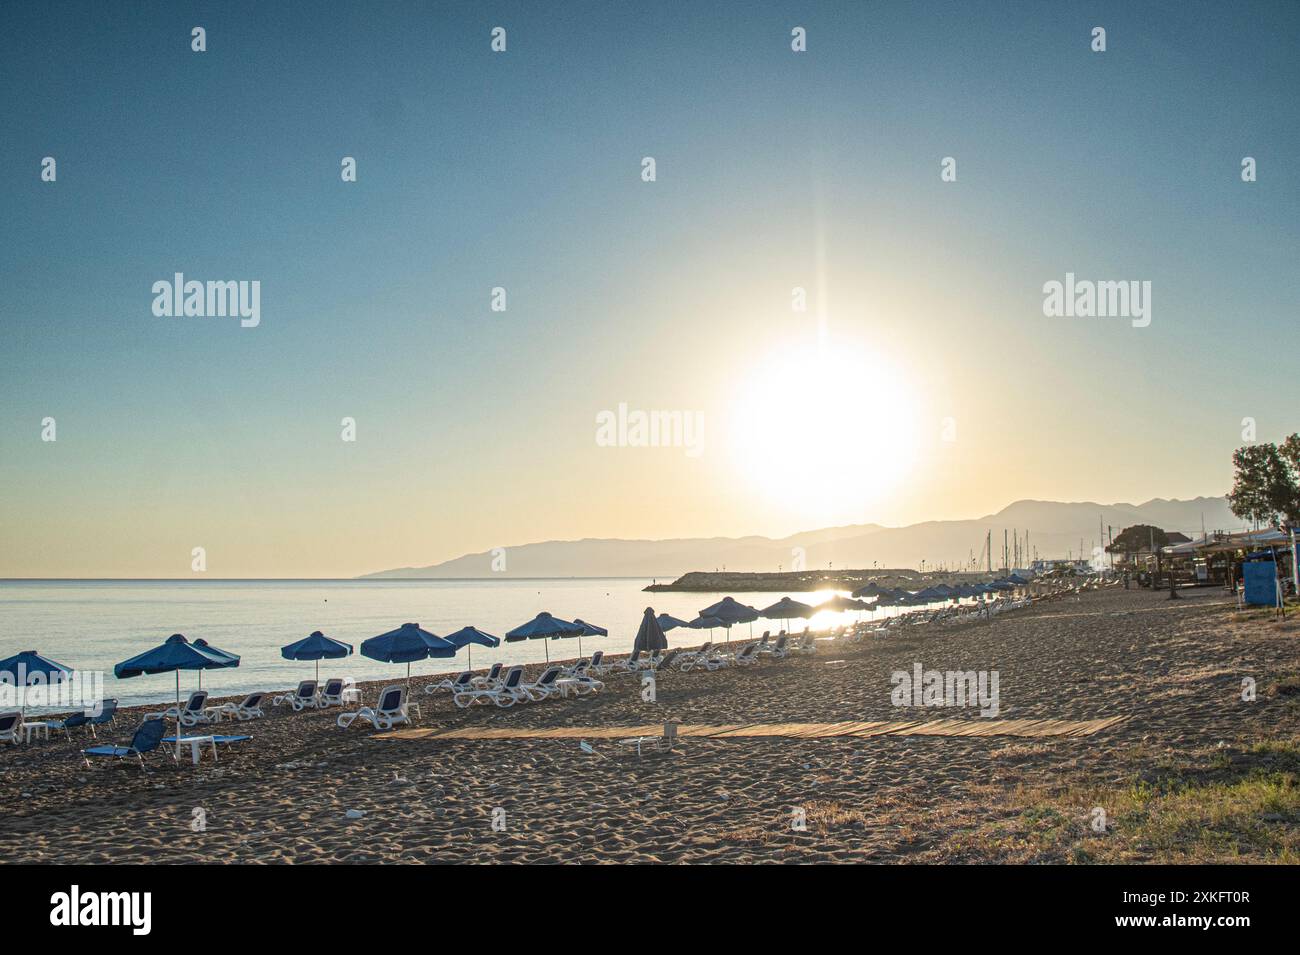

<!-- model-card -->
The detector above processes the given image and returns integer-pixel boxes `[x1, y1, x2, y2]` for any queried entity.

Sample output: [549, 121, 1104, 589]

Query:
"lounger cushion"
[83, 745, 132, 757]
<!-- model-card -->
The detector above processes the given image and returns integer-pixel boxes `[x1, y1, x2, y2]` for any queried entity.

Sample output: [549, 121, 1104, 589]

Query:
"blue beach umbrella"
[687, 615, 725, 642]
[281, 630, 354, 682]
[441, 626, 501, 670]
[569, 619, 608, 659]
[505, 612, 582, 663]
[0, 650, 73, 722]
[655, 613, 692, 632]
[691, 615, 733, 647]
[361, 623, 455, 688]
[760, 597, 817, 632]
[115, 634, 240, 757]
[699, 597, 759, 642]
[191, 639, 240, 690]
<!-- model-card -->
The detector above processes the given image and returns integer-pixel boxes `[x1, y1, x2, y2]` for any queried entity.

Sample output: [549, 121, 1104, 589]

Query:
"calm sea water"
[0, 578, 921, 710]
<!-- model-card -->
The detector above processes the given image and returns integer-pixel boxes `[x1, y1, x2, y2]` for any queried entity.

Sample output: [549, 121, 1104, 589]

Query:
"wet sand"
[3, 586, 1297, 863]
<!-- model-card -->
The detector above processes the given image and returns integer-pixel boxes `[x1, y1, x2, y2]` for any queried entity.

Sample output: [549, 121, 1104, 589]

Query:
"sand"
[3, 585, 1297, 864]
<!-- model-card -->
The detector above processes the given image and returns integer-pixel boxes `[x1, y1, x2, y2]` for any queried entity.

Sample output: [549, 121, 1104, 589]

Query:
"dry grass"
[934, 736, 1300, 864]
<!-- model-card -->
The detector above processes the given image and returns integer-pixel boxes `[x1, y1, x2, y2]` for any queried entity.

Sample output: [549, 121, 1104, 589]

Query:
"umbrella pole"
[467, 645, 472, 671]
[579, 635, 584, 658]
[315, 659, 320, 684]
[175, 670, 182, 760]
[544, 640, 550, 663]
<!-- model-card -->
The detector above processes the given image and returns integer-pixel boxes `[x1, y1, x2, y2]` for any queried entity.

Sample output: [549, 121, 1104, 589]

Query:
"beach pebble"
[345, 809, 366, 819]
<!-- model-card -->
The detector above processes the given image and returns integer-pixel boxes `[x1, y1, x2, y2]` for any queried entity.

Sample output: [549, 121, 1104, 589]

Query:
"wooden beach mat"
[376, 715, 1127, 742]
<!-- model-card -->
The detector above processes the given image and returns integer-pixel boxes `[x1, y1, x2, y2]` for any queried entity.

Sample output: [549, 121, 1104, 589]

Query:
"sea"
[0, 578, 930, 711]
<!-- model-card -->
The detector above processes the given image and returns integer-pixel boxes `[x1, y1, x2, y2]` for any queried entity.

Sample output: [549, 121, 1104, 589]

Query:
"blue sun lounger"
[52, 698, 119, 739]
[83, 719, 166, 770]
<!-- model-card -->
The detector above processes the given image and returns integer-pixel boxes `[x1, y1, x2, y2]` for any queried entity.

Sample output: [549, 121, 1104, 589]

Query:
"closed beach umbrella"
[441, 626, 501, 670]
[115, 634, 240, 757]
[0, 650, 73, 723]
[281, 630, 354, 682]
[361, 623, 456, 688]
[505, 612, 582, 663]
[761, 596, 816, 632]
[633, 607, 669, 655]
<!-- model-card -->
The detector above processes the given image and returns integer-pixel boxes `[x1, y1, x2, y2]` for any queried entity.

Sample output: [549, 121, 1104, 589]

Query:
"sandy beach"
[4, 586, 1298, 864]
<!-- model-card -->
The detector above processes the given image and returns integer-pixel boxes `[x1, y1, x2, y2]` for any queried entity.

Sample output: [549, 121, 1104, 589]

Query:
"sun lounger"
[0, 710, 19, 745]
[595, 649, 642, 675]
[425, 670, 474, 694]
[273, 680, 319, 711]
[50, 698, 119, 738]
[209, 692, 267, 722]
[570, 671, 604, 694]
[83, 719, 167, 770]
[337, 684, 410, 730]
[454, 665, 526, 708]
[763, 635, 790, 659]
[651, 649, 681, 671]
[731, 642, 760, 666]
[522, 666, 564, 701]
[316, 678, 347, 707]
[152, 690, 213, 727]
[676, 642, 712, 671]
[471, 662, 505, 688]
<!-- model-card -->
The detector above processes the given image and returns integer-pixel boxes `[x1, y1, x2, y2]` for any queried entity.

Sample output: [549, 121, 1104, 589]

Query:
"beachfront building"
[1159, 528, 1297, 595]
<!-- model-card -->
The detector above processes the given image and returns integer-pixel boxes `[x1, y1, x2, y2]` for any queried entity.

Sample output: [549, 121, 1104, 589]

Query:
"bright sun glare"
[728, 342, 919, 524]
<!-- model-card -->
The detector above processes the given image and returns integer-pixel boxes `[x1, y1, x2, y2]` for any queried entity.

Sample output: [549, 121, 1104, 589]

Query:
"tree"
[1106, 525, 1169, 555]
[1226, 436, 1300, 527]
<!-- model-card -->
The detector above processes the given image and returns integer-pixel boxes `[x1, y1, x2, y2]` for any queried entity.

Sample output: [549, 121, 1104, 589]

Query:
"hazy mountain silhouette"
[360, 496, 1239, 579]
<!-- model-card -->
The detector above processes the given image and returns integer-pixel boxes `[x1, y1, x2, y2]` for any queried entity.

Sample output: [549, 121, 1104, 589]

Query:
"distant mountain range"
[360, 496, 1241, 579]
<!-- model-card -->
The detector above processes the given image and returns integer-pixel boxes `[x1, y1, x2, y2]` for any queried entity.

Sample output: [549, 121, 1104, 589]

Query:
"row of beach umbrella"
[3, 581, 1034, 753]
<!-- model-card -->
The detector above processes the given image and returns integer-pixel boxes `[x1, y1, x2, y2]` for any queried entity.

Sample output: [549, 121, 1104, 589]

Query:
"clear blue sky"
[1, 1, 1297, 576]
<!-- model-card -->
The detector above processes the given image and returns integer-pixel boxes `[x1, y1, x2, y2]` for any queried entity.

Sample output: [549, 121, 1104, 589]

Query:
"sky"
[1, 1, 1297, 577]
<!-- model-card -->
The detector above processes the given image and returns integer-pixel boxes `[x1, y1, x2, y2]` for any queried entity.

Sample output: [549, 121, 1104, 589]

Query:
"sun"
[726, 341, 919, 523]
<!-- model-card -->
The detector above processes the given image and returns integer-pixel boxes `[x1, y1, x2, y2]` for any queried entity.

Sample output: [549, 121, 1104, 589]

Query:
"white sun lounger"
[425, 670, 474, 695]
[273, 680, 319, 711]
[337, 684, 410, 730]
[521, 666, 564, 701]
[209, 692, 267, 722]
[454, 666, 527, 708]
[0, 710, 19, 746]
[316, 678, 347, 707]
[153, 690, 213, 727]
